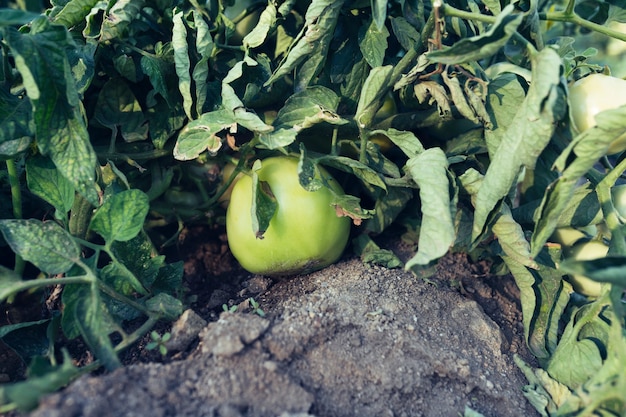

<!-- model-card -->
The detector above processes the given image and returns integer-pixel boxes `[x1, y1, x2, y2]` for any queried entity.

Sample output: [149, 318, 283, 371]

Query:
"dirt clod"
[27, 255, 538, 417]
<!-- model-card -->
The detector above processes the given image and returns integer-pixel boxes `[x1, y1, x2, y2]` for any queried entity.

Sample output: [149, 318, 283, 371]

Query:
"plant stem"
[440, 3, 497, 25]
[5, 158, 25, 275]
[541, 10, 626, 42]
[440, 2, 626, 42]
[69, 193, 93, 240]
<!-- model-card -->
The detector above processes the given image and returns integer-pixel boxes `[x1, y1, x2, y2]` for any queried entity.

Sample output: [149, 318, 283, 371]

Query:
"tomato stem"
[540, 10, 626, 42]
[5, 158, 25, 276]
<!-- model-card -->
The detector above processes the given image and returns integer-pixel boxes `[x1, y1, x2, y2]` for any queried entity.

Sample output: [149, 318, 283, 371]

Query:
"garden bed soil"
[7, 229, 539, 417]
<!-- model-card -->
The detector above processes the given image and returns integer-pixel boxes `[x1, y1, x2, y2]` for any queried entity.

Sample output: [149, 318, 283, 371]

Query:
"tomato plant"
[563, 240, 609, 297]
[226, 156, 350, 275]
[1, 0, 626, 414]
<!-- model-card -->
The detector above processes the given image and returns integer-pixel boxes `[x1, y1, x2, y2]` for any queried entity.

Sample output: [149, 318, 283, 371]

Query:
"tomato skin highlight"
[564, 240, 609, 298]
[226, 156, 351, 276]
[569, 73, 626, 154]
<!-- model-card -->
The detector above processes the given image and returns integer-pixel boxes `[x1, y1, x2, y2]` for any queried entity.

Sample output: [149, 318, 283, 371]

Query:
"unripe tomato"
[551, 226, 590, 247]
[569, 73, 626, 154]
[226, 156, 351, 276]
[564, 240, 608, 297]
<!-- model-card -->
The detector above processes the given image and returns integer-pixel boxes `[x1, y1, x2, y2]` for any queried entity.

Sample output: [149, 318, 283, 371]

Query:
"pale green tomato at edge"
[564, 240, 609, 298]
[569, 73, 626, 154]
[226, 157, 351, 276]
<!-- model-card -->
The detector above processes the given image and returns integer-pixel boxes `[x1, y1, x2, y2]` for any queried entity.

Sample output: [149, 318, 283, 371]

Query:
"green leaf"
[145, 292, 183, 321]
[191, 11, 214, 116]
[355, 65, 393, 127]
[319, 155, 387, 190]
[258, 127, 299, 149]
[141, 53, 174, 106]
[173, 109, 232, 160]
[26, 155, 75, 219]
[0, 219, 80, 274]
[94, 78, 148, 142]
[0, 351, 81, 412]
[151, 261, 184, 294]
[380, 128, 425, 158]
[404, 148, 455, 267]
[0, 318, 53, 364]
[502, 246, 571, 361]
[370, 0, 387, 30]
[99, 0, 143, 41]
[72, 284, 122, 370]
[426, 5, 523, 65]
[358, 17, 389, 68]
[52, 0, 101, 28]
[100, 261, 148, 296]
[364, 187, 414, 235]
[274, 85, 347, 130]
[352, 233, 403, 268]
[472, 47, 563, 244]
[110, 232, 162, 289]
[243, 2, 276, 49]
[251, 160, 278, 238]
[546, 309, 604, 389]
[89, 189, 149, 244]
[0, 9, 41, 26]
[172, 9, 193, 119]
[4, 20, 99, 205]
[0, 86, 33, 159]
[147, 98, 186, 150]
[0, 266, 24, 303]
[266, 0, 345, 88]
[390, 17, 421, 51]
[460, 168, 537, 269]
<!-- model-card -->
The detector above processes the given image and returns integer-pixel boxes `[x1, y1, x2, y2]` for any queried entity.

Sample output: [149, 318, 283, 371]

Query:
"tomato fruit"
[569, 73, 626, 154]
[564, 240, 608, 297]
[226, 156, 351, 276]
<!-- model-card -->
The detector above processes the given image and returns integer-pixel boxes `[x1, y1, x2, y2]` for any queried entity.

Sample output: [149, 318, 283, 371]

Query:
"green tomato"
[569, 73, 626, 154]
[565, 240, 609, 297]
[226, 156, 351, 276]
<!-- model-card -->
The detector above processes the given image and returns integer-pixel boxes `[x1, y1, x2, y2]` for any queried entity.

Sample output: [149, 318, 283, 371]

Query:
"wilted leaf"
[173, 109, 232, 160]
[427, 5, 523, 65]
[404, 148, 455, 267]
[473, 47, 563, 243]
[251, 160, 277, 238]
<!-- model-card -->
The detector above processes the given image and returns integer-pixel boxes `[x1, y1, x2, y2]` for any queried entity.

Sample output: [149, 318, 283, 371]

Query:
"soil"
[5, 227, 539, 417]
